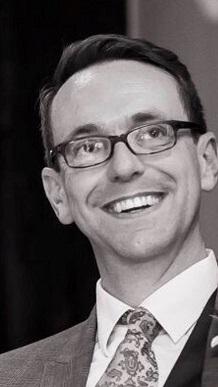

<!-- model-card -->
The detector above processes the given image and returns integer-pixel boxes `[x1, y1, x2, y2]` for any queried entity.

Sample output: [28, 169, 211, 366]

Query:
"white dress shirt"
[86, 250, 218, 387]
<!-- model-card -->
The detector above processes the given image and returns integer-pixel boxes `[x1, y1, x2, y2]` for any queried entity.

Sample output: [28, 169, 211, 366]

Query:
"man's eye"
[76, 140, 104, 154]
[147, 126, 168, 138]
[136, 125, 168, 144]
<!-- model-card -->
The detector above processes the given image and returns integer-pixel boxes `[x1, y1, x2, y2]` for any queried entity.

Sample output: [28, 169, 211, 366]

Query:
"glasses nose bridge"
[110, 131, 134, 154]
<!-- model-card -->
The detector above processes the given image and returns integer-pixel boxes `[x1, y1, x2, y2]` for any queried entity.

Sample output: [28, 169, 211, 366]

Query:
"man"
[0, 34, 218, 387]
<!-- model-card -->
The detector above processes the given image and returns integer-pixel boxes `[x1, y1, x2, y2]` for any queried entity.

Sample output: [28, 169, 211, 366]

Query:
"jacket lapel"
[71, 306, 97, 386]
[40, 306, 97, 387]
[202, 290, 218, 387]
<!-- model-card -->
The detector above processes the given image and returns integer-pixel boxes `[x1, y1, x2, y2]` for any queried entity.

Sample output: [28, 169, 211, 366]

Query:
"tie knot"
[118, 307, 161, 342]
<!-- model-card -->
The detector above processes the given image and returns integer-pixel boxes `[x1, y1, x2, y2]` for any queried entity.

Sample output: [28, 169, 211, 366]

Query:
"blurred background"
[0, 0, 217, 353]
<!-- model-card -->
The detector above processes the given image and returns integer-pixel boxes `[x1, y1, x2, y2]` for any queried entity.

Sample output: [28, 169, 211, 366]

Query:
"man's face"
[47, 60, 211, 263]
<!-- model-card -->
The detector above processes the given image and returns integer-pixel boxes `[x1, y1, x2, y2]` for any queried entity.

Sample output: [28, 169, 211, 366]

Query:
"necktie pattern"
[96, 307, 162, 387]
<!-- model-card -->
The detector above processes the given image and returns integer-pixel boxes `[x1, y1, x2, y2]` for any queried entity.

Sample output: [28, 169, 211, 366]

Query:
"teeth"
[115, 202, 122, 213]
[134, 197, 141, 207]
[111, 194, 162, 213]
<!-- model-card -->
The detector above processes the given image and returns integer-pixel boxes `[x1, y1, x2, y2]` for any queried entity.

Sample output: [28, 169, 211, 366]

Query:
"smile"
[103, 193, 165, 214]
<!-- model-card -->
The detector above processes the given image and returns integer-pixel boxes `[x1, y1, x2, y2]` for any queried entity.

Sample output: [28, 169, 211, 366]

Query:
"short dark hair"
[39, 34, 207, 169]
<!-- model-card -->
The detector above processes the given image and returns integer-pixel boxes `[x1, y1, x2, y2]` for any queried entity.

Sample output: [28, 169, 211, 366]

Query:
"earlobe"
[41, 167, 74, 224]
[198, 132, 218, 191]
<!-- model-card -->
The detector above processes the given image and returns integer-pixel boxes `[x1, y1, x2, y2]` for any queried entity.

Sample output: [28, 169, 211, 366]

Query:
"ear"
[41, 167, 74, 224]
[197, 132, 218, 191]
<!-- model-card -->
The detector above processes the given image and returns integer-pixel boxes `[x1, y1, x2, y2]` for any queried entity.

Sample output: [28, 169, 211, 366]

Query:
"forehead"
[51, 60, 187, 145]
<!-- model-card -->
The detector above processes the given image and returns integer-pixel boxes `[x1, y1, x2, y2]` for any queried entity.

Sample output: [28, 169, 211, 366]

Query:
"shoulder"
[0, 307, 96, 385]
[0, 317, 89, 363]
[0, 321, 79, 362]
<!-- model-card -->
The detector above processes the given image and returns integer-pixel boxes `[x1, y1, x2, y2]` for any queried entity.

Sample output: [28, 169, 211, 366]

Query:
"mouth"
[102, 192, 165, 215]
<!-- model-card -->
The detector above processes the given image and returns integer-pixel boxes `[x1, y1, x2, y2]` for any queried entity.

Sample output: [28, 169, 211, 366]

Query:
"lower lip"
[102, 194, 166, 218]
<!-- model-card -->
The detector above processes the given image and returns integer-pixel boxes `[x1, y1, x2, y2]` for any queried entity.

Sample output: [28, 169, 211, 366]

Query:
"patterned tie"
[96, 307, 162, 387]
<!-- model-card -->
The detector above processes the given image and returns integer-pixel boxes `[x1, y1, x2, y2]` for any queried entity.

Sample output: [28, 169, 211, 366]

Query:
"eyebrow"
[64, 123, 100, 141]
[131, 111, 165, 125]
[64, 110, 165, 141]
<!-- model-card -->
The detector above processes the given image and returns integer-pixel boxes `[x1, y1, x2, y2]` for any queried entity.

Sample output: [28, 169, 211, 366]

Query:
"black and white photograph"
[0, 1, 218, 386]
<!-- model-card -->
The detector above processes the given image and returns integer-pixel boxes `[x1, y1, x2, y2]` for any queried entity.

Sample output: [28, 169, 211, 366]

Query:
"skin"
[42, 60, 218, 306]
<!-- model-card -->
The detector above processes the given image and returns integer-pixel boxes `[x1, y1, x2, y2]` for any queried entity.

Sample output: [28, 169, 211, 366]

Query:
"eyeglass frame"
[49, 120, 205, 169]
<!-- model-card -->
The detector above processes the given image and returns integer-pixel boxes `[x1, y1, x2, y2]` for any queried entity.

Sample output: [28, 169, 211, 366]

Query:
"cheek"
[64, 169, 103, 211]
[162, 144, 201, 205]
[174, 156, 202, 220]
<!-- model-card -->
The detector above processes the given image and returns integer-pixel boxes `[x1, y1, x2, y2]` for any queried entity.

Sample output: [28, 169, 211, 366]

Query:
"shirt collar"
[96, 280, 129, 356]
[96, 250, 218, 355]
[143, 250, 218, 342]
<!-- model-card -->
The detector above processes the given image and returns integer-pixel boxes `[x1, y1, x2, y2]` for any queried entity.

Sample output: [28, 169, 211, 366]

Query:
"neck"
[94, 231, 207, 307]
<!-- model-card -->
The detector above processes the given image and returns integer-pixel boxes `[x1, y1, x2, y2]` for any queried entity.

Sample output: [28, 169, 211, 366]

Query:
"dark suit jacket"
[0, 293, 218, 387]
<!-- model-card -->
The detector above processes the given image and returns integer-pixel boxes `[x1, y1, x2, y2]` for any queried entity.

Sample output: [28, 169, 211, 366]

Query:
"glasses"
[49, 120, 203, 169]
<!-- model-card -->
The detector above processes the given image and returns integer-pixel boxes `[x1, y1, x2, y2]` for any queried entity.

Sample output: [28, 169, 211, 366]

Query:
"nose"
[107, 142, 145, 182]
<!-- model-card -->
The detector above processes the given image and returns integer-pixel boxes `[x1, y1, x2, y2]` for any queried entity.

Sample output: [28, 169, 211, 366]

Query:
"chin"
[114, 240, 164, 263]
[124, 228, 181, 260]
